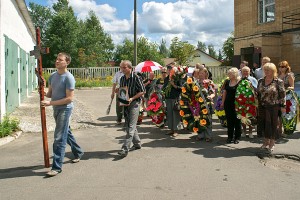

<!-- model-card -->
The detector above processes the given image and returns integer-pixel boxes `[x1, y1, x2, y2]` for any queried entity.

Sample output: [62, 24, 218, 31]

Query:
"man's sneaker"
[118, 150, 128, 157]
[130, 145, 141, 151]
[46, 170, 60, 177]
[72, 158, 80, 163]
[116, 121, 121, 125]
[249, 133, 254, 138]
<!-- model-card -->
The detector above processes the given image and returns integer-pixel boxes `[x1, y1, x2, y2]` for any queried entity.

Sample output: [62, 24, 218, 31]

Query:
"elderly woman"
[221, 68, 241, 144]
[163, 66, 182, 137]
[257, 63, 286, 151]
[241, 66, 258, 139]
[195, 67, 215, 142]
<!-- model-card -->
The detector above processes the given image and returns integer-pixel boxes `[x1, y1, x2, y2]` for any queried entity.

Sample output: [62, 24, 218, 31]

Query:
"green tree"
[28, 2, 52, 42]
[114, 37, 163, 66]
[77, 11, 114, 67]
[197, 41, 207, 52]
[221, 32, 234, 66]
[218, 49, 223, 61]
[159, 38, 169, 58]
[43, 0, 79, 67]
[170, 37, 195, 65]
[208, 44, 217, 59]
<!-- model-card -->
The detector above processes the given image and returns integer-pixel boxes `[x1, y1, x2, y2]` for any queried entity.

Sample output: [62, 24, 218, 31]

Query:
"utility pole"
[133, 0, 137, 66]
[30, 27, 50, 168]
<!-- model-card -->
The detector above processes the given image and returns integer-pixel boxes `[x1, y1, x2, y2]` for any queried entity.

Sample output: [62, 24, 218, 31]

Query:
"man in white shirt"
[111, 68, 124, 125]
[254, 57, 270, 80]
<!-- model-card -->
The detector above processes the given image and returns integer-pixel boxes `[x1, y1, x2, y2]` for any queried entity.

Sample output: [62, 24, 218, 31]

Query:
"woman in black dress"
[221, 67, 241, 144]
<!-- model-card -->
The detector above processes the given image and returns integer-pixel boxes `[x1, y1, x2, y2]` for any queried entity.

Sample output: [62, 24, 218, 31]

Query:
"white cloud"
[45, 0, 234, 50]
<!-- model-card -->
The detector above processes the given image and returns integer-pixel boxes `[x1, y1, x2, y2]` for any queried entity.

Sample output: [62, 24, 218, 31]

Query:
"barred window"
[258, 0, 275, 24]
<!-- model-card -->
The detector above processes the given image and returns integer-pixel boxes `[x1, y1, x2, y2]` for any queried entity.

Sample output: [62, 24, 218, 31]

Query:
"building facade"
[234, 0, 300, 73]
[0, 0, 37, 118]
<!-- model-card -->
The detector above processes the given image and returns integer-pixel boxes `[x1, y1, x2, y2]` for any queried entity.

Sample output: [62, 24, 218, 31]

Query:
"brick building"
[234, 0, 300, 73]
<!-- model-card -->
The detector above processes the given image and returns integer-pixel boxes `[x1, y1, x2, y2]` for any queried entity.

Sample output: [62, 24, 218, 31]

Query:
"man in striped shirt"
[117, 60, 145, 157]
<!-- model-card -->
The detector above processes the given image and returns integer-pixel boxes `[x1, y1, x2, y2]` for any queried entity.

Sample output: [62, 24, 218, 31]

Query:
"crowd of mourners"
[112, 57, 298, 157]
[42, 53, 298, 176]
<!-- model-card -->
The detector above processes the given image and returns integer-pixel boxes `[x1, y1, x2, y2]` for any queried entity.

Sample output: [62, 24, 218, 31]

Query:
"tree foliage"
[159, 38, 169, 58]
[221, 32, 234, 66]
[197, 41, 207, 52]
[170, 37, 195, 65]
[114, 37, 164, 66]
[77, 11, 114, 67]
[28, 2, 52, 42]
[208, 44, 217, 59]
[42, 0, 79, 67]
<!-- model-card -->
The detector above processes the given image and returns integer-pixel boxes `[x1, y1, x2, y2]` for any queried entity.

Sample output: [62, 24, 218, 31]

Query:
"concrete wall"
[0, 0, 36, 118]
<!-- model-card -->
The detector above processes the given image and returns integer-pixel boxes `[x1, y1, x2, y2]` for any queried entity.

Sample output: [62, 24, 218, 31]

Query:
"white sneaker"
[249, 133, 254, 138]
[241, 132, 246, 138]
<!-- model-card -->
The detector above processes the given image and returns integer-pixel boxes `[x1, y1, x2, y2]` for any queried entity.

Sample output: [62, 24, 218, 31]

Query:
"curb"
[0, 131, 22, 147]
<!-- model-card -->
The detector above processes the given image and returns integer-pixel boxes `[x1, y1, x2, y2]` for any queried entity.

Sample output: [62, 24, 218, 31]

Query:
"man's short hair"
[58, 52, 71, 63]
[120, 60, 133, 69]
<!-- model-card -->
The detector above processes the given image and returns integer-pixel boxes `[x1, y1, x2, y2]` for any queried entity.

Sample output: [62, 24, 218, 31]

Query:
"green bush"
[0, 115, 20, 138]
[75, 77, 113, 87]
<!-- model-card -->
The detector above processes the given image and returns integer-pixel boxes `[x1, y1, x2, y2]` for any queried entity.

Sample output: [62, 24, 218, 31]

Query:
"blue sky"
[25, 0, 234, 51]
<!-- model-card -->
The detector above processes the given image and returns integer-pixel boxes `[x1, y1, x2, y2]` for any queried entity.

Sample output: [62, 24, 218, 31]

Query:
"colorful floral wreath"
[214, 78, 228, 121]
[282, 89, 298, 135]
[235, 79, 257, 125]
[146, 92, 165, 127]
[164, 66, 187, 96]
[180, 77, 210, 132]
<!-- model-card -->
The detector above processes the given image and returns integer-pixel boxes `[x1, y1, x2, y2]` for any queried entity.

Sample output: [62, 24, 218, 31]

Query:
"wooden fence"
[43, 66, 231, 80]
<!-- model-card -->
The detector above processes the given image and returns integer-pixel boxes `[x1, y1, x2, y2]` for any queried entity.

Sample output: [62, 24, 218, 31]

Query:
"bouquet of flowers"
[163, 66, 187, 96]
[146, 92, 165, 127]
[180, 77, 210, 133]
[214, 78, 228, 127]
[234, 79, 257, 125]
[282, 89, 298, 135]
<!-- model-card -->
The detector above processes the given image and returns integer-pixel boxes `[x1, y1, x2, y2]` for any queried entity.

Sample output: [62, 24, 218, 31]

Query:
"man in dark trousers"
[117, 60, 145, 157]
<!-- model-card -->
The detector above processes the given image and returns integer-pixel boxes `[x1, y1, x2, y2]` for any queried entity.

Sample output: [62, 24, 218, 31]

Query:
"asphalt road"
[0, 88, 300, 200]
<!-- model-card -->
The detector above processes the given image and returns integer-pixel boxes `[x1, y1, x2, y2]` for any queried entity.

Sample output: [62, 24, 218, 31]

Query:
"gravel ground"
[10, 90, 96, 133]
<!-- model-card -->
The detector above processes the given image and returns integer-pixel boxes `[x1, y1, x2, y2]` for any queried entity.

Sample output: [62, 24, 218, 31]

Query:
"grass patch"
[76, 77, 113, 87]
[0, 115, 20, 138]
[43, 72, 113, 88]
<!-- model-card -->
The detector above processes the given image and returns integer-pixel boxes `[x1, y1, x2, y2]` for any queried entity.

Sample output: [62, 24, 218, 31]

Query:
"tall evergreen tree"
[28, 2, 52, 42]
[43, 0, 79, 67]
[159, 38, 169, 58]
[197, 41, 207, 52]
[77, 11, 114, 67]
[218, 49, 223, 61]
[221, 32, 234, 66]
[208, 44, 218, 59]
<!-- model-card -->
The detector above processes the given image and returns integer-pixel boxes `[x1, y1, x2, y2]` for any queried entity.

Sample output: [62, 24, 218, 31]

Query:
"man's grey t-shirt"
[49, 71, 75, 109]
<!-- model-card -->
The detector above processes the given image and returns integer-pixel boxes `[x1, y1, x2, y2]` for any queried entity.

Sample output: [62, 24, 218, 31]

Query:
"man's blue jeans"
[52, 107, 84, 171]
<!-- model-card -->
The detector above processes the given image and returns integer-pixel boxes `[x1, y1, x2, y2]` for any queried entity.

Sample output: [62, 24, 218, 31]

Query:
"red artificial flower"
[286, 100, 292, 113]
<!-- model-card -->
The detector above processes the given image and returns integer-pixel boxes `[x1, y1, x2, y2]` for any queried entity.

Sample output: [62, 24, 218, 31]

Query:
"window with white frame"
[258, 0, 275, 23]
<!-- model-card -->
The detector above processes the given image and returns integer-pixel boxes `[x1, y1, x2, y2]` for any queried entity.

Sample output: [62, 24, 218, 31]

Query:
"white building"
[0, 0, 37, 118]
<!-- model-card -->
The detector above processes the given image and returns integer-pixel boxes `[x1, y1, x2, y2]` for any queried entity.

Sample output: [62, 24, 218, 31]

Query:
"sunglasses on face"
[162, 72, 167, 74]
[279, 66, 286, 68]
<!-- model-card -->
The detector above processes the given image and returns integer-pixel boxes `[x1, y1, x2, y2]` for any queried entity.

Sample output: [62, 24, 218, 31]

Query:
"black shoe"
[118, 150, 128, 157]
[234, 139, 240, 144]
[130, 145, 141, 151]
[226, 138, 233, 144]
